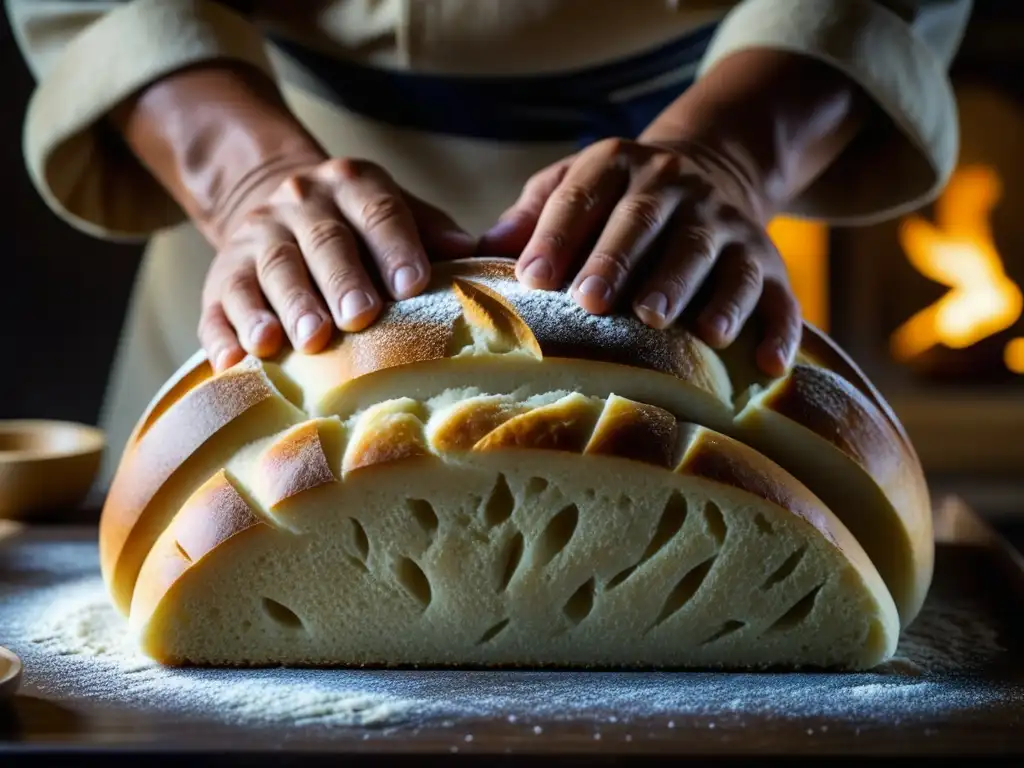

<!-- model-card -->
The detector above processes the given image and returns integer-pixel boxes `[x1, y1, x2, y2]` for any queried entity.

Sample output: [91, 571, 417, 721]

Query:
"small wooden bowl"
[0, 420, 105, 520]
[0, 646, 22, 700]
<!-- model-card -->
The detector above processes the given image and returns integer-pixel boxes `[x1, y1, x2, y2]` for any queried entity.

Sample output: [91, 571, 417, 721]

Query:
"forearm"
[640, 48, 873, 221]
[109, 63, 326, 246]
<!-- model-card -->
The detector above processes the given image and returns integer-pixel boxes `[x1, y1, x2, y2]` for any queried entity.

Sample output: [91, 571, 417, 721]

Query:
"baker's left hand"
[478, 138, 800, 377]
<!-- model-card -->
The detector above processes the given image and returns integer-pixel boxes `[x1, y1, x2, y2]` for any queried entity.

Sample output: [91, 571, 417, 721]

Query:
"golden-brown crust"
[278, 259, 735, 414]
[583, 394, 679, 469]
[258, 421, 338, 509]
[130, 470, 268, 631]
[342, 400, 430, 474]
[755, 365, 924, 515]
[450, 278, 543, 358]
[101, 257, 930, 637]
[132, 356, 214, 443]
[798, 324, 916, 455]
[100, 358, 284, 610]
[677, 428, 835, 545]
[430, 398, 529, 452]
[473, 394, 602, 453]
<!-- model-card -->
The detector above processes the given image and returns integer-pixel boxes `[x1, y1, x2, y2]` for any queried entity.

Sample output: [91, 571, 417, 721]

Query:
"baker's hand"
[479, 138, 800, 377]
[201, 157, 477, 371]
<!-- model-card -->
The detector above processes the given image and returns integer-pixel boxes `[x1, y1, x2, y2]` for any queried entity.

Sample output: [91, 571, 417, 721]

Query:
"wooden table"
[1, 497, 1022, 765]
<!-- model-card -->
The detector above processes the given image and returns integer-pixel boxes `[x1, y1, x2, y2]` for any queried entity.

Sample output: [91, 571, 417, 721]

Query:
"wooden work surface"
[0, 497, 1022, 765]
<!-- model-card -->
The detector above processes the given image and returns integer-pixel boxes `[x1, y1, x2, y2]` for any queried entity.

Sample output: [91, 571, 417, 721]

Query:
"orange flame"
[767, 217, 829, 331]
[890, 165, 1023, 364]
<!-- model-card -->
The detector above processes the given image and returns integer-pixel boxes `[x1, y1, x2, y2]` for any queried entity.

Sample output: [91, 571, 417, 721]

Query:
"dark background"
[1, 11, 142, 426]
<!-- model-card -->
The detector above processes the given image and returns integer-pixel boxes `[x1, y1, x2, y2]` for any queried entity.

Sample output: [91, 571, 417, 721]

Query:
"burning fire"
[890, 165, 1024, 368]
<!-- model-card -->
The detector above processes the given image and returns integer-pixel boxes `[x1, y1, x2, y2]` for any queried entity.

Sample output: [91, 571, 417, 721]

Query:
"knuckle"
[733, 256, 764, 294]
[658, 271, 691, 300]
[321, 157, 377, 182]
[256, 241, 300, 278]
[359, 194, 407, 235]
[673, 227, 717, 263]
[593, 136, 628, 159]
[715, 298, 744, 324]
[274, 175, 313, 204]
[536, 230, 567, 253]
[222, 268, 259, 298]
[521, 164, 568, 204]
[617, 194, 665, 233]
[304, 219, 355, 254]
[279, 287, 317, 319]
[645, 152, 679, 182]
[554, 183, 601, 213]
[379, 246, 417, 274]
[242, 204, 276, 224]
[323, 265, 363, 298]
[587, 249, 632, 283]
[716, 203, 746, 228]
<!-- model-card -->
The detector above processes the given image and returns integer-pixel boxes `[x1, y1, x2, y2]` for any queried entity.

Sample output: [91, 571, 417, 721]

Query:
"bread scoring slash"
[100, 258, 931, 670]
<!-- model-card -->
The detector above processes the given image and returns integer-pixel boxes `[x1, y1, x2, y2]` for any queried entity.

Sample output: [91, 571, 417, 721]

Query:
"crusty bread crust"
[101, 257, 931, 665]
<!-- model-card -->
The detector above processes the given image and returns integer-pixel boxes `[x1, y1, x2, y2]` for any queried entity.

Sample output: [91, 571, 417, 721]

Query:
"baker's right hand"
[200, 157, 477, 372]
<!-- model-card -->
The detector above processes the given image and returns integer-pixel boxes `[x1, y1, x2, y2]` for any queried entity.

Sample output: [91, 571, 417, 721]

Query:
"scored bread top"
[100, 257, 932, 627]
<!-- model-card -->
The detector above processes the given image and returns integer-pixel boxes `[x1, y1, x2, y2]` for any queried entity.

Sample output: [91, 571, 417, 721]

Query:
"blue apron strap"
[267, 23, 718, 146]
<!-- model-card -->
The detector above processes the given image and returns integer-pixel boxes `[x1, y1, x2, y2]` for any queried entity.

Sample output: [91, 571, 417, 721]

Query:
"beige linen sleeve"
[697, 0, 972, 225]
[6, 0, 277, 241]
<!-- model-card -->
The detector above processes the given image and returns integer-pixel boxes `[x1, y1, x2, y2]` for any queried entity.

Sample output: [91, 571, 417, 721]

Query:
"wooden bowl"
[0, 420, 105, 520]
[0, 645, 22, 700]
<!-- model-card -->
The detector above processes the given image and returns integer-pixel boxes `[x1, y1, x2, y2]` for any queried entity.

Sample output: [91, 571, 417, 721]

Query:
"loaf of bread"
[100, 258, 932, 670]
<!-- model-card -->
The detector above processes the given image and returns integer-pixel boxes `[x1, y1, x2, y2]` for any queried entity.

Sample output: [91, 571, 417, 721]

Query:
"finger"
[570, 156, 686, 314]
[517, 142, 630, 290]
[198, 302, 248, 372]
[694, 245, 765, 348]
[478, 161, 571, 256]
[214, 255, 285, 358]
[251, 221, 334, 353]
[631, 217, 726, 330]
[321, 159, 431, 300]
[403, 192, 478, 260]
[754, 277, 803, 377]
[279, 197, 383, 334]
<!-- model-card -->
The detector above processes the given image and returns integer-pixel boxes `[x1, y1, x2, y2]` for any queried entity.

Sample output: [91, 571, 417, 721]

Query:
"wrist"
[640, 49, 869, 219]
[111, 63, 326, 245]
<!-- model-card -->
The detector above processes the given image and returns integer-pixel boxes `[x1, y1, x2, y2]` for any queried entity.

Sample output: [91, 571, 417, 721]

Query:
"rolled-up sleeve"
[6, 0, 277, 241]
[697, 0, 972, 225]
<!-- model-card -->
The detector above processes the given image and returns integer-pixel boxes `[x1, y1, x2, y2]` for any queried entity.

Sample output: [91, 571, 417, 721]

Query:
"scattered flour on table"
[0, 539, 1019, 733]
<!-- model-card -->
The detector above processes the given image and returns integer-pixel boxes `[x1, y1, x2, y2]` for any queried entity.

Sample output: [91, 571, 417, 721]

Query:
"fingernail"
[295, 313, 323, 344]
[577, 274, 611, 301]
[775, 338, 793, 365]
[340, 290, 374, 322]
[636, 292, 668, 321]
[215, 348, 235, 370]
[249, 319, 275, 348]
[393, 265, 422, 297]
[764, 338, 790, 372]
[707, 314, 731, 339]
[522, 258, 553, 283]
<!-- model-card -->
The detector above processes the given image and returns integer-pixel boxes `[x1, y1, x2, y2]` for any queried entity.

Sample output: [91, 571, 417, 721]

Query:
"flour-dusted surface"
[1, 532, 1022, 737]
